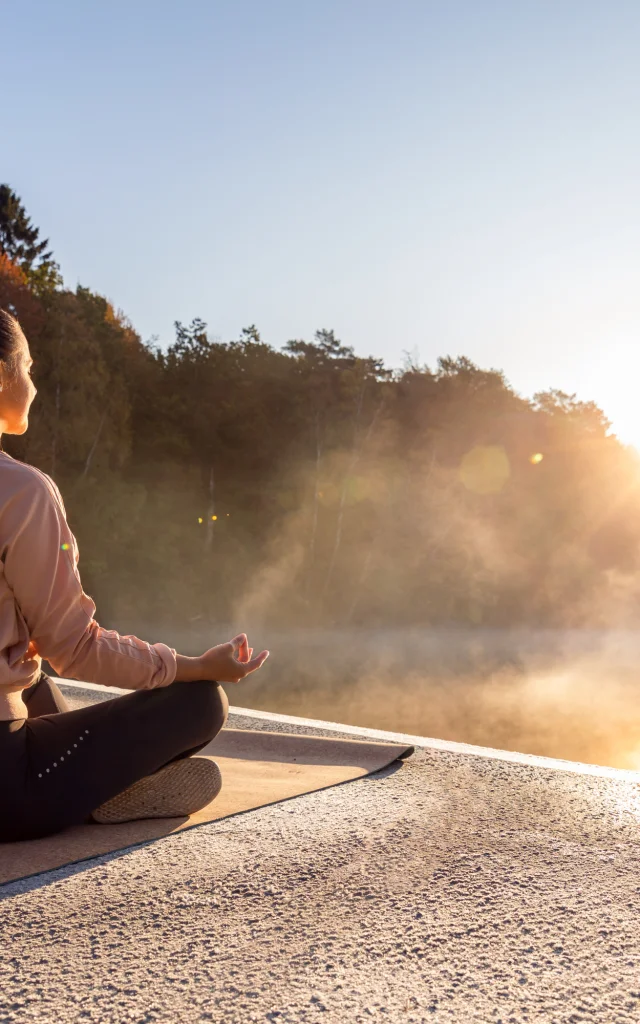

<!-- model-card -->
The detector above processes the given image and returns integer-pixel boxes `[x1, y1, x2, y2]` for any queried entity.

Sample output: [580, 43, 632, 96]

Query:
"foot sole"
[91, 757, 222, 824]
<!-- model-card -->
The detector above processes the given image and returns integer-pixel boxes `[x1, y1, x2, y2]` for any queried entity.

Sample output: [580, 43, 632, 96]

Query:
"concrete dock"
[1, 680, 639, 1023]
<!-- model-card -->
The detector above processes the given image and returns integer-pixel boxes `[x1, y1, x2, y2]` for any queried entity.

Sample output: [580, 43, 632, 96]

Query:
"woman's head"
[0, 309, 37, 435]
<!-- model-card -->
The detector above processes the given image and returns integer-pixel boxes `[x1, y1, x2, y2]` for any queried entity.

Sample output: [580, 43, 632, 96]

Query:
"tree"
[240, 324, 261, 344]
[0, 185, 60, 291]
[4, 182, 640, 632]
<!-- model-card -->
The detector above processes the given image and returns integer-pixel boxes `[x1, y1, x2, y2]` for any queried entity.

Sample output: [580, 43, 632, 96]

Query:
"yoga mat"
[0, 728, 414, 884]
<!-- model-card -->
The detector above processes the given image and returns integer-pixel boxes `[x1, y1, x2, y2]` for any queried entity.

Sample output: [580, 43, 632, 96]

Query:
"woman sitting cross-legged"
[0, 308, 269, 842]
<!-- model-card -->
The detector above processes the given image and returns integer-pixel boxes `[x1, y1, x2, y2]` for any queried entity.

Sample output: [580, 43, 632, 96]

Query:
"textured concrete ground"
[1, 682, 640, 1023]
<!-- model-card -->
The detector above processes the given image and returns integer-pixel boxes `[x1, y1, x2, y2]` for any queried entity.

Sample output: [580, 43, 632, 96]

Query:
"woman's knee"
[155, 679, 228, 747]
[183, 679, 229, 739]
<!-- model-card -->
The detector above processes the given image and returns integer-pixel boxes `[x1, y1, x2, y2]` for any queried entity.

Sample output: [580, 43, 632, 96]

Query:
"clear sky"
[4, 1, 640, 443]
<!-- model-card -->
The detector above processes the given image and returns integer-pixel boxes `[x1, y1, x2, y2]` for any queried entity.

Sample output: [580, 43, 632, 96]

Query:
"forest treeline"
[1, 184, 639, 632]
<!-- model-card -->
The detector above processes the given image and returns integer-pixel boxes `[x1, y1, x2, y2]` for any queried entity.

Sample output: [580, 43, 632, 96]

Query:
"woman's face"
[0, 327, 37, 435]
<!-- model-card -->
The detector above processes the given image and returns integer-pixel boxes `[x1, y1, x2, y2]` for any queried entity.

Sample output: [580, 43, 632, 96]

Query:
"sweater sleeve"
[2, 471, 177, 690]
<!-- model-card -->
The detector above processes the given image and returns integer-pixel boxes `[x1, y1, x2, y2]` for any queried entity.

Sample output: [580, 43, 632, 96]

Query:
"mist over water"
[101, 382, 640, 776]
[121, 623, 640, 771]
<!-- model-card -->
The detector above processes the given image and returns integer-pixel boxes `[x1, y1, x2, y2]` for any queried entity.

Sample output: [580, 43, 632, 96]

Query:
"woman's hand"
[21, 640, 41, 672]
[175, 633, 269, 684]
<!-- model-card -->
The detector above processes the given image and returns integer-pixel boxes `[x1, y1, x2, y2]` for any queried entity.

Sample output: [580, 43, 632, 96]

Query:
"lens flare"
[530, 453, 544, 465]
[60, 543, 70, 551]
[197, 517, 203, 524]
[459, 446, 510, 495]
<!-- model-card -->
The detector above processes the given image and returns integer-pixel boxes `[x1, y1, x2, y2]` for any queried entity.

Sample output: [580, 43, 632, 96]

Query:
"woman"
[0, 308, 269, 842]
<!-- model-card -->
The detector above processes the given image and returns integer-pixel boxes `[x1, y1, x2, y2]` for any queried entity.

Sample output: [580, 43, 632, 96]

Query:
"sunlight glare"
[459, 445, 510, 495]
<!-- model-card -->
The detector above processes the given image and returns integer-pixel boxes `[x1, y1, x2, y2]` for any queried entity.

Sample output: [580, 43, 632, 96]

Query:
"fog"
[98, 362, 640, 777]
[120, 623, 640, 771]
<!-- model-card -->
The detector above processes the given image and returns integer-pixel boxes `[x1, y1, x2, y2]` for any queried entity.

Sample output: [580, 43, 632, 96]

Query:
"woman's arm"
[5, 470, 176, 689]
[6, 469, 269, 689]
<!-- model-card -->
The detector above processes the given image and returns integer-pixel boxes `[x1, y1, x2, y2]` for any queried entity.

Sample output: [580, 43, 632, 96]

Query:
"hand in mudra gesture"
[198, 633, 269, 684]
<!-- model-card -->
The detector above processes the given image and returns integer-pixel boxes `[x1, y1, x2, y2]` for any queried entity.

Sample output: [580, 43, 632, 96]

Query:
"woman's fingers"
[228, 650, 268, 676]
[230, 634, 260, 664]
[223, 650, 269, 683]
[223, 635, 268, 677]
[230, 633, 250, 662]
[22, 641, 39, 668]
[246, 650, 269, 673]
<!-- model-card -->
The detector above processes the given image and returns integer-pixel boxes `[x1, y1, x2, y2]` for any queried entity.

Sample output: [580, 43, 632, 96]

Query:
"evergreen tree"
[0, 185, 60, 291]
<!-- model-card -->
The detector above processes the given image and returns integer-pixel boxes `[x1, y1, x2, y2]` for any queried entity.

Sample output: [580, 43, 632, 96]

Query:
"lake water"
[112, 624, 640, 770]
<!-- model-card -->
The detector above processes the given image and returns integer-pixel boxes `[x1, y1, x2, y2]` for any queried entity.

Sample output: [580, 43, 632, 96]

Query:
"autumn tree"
[0, 185, 61, 292]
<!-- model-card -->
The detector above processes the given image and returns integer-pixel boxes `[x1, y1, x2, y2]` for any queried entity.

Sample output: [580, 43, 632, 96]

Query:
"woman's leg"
[2, 679, 228, 842]
[22, 673, 70, 717]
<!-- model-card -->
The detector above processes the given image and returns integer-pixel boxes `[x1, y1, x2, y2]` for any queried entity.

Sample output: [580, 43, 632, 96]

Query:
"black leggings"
[0, 674, 228, 843]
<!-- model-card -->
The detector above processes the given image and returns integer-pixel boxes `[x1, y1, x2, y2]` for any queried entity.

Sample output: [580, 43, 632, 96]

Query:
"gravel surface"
[1, 684, 640, 1023]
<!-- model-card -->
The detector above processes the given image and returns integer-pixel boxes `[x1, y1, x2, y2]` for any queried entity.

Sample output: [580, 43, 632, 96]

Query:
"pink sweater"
[0, 452, 177, 721]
